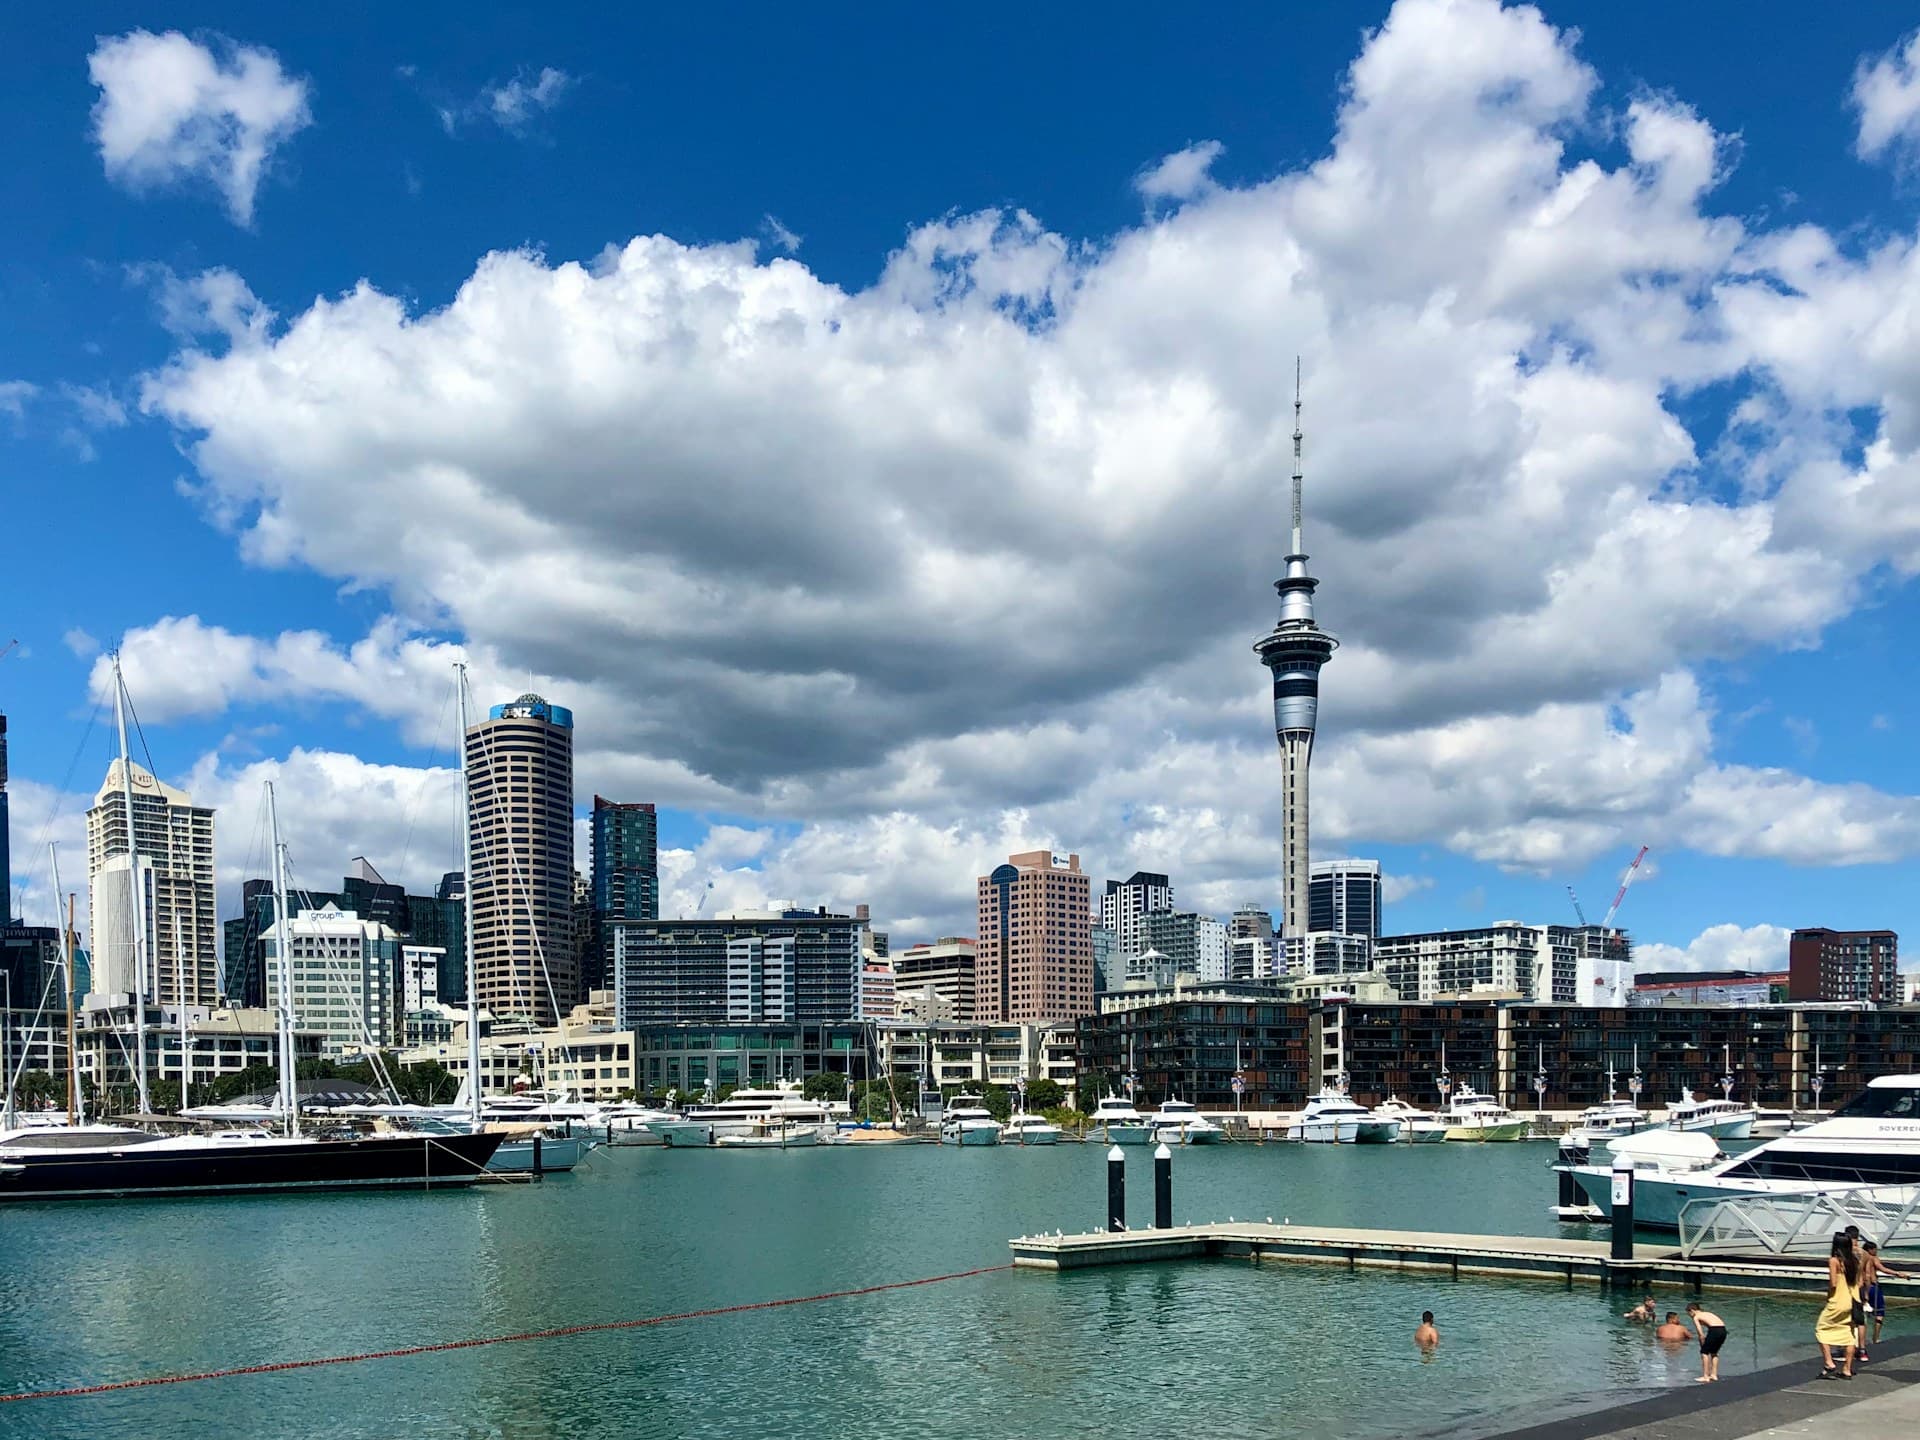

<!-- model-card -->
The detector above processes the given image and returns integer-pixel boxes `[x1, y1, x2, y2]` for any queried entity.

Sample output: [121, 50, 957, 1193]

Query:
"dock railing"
[1678, 1184, 1920, 1259]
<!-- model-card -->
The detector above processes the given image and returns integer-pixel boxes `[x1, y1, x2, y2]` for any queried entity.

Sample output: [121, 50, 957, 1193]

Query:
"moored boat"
[1372, 1098, 1445, 1143]
[1439, 1087, 1530, 1142]
[1004, 1113, 1062, 1145]
[940, 1100, 1004, 1147]
[1151, 1098, 1226, 1145]
[1660, 1089, 1756, 1140]
[1090, 1095, 1153, 1145]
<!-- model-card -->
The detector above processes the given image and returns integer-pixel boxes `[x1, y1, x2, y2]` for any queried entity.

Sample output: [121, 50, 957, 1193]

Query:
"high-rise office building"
[591, 797, 657, 993]
[86, 759, 219, 1007]
[893, 937, 980, 1021]
[1253, 378, 1338, 938]
[1308, 860, 1382, 938]
[977, 850, 1092, 1022]
[465, 693, 576, 1026]
[1100, 872, 1171, 968]
[611, 908, 862, 1028]
[1229, 902, 1277, 980]
[262, 903, 401, 1056]
[1788, 928, 1898, 1003]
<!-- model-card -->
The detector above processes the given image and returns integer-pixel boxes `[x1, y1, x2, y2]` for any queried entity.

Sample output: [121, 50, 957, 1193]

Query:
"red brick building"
[1787, 928, 1898, 1003]
[976, 850, 1092, 1022]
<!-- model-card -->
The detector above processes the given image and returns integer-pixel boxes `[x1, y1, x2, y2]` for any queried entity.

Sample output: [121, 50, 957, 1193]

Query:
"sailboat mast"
[455, 664, 483, 1128]
[111, 653, 151, 1115]
[65, 889, 80, 1124]
[266, 782, 300, 1137]
[174, 914, 190, 1107]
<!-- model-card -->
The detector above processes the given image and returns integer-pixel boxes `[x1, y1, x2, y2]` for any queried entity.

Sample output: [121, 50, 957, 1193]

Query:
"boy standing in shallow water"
[1686, 1303, 1727, 1383]
[1858, 1241, 1911, 1361]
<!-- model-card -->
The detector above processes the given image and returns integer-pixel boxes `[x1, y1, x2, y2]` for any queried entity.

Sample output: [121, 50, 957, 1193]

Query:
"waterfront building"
[1143, 910, 1229, 982]
[858, 962, 896, 1020]
[76, 1005, 322, 1103]
[1100, 871, 1172, 971]
[262, 904, 401, 1057]
[876, 1019, 1076, 1098]
[611, 908, 862, 1029]
[1630, 968, 1790, 1007]
[1078, 994, 1918, 1113]
[976, 849, 1092, 1023]
[1308, 859, 1381, 938]
[1253, 382, 1338, 938]
[613, 1020, 875, 1098]
[1788, 927, 1898, 1003]
[400, 991, 640, 1101]
[590, 797, 657, 993]
[466, 692, 576, 1027]
[86, 758, 220, 1007]
[0, 1008, 70, 1095]
[1284, 930, 1375, 977]
[1374, 922, 1629, 1005]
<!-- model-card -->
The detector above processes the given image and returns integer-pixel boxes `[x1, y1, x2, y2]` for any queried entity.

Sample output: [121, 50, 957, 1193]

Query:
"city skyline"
[7, 3, 1920, 974]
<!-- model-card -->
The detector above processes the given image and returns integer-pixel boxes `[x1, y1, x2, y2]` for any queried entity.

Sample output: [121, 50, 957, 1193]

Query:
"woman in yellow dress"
[1816, 1232, 1862, 1379]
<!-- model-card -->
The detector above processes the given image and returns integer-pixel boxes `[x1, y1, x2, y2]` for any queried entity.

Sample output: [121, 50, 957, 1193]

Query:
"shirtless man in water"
[1655, 1313, 1689, 1342]
[1687, 1303, 1727, 1383]
[1414, 1312, 1439, 1349]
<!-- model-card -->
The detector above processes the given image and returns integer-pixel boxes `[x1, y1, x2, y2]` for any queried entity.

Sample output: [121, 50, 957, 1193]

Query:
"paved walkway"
[1479, 1336, 1920, 1440]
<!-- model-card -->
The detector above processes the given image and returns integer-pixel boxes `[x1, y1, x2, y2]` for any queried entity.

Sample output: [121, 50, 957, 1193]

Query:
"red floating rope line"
[0, 1262, 1014, 1403]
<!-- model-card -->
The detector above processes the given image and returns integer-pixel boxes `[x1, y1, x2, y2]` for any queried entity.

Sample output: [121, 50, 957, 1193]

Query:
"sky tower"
[1254, 366, 1338, 941]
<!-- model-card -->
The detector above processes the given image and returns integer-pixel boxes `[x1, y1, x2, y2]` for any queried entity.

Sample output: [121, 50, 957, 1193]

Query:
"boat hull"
[1668, 1115, 1755, 1141]
[1007, 1129, 1060, 1145]
[716, 1128, 821, 1148]
[1102, 1123, 1154, 1145]
[487, 1135, 587, 1172]
[0, 1132, 504, 1202]
[1443, 1121, 1531, 1142]
[1354, 1121, 1402, 1144]
[940, 1126, 1002, 1147]
[1404, 1124, 1447, 1144]
[1290, 1120, 1359, 1143]
[658, 1122, 715, 1148]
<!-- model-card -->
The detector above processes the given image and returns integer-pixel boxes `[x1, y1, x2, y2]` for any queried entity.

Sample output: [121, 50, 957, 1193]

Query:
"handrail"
[1678, 1184, 1920, 1258]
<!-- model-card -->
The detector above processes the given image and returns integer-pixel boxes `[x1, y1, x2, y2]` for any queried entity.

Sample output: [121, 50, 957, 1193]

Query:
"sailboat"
[0, 667, 504, 1200]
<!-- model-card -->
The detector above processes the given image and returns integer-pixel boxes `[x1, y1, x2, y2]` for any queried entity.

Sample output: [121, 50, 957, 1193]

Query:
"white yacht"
[1438, 1087, 1531, 1142]
[1660, 1089, 1757, 1140]
[1372, 1097, 1446, 1143]
[939, 1100, 1004, 1147]
[1091, 1095, 1154, 1145]
[1570, 1075, 1920, 1229]
[1151, 1098, 1226, 1146]
[1288, 1089, 1401, 1143]
[1561, 1096, 1651, 1152]
[1003, 1113, 1063, 1146]
[648, 1085, 832, 1148]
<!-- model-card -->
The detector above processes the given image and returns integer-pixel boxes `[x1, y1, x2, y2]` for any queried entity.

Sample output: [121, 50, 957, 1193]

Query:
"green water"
[0, 1142, 1836, 1438]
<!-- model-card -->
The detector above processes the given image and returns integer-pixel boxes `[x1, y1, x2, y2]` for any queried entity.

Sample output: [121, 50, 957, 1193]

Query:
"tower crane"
[0, 638, 18, 663]
[1566, 885, 1588, 927]
[1600, 845, 1650, 932]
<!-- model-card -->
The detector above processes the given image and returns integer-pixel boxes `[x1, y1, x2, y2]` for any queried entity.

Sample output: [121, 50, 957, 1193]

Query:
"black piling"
[1107, 1144, 1126, 1231]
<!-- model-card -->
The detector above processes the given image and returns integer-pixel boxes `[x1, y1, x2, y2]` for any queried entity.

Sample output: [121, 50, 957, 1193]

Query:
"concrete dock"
[1009, 1221, 1918, 1301]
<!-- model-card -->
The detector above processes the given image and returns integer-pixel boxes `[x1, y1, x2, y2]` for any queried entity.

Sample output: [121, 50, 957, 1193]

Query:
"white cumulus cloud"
[88, 29, 311, 225]
[1633, 922, 1792, 974]
[1853, 28, 1920, 161]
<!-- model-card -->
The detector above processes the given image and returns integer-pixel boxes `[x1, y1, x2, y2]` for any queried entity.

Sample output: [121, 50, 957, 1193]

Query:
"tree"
[1023, 1077, 1064, 1111]
[10, 1069, 62, 1112]
[980, 1083, 1012, 1122]
[802, 1071, 848, 1102]
[210, 1063, 280, 1102]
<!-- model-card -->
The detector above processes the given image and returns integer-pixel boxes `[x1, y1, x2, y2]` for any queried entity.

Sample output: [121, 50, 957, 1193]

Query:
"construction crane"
[1600, 845, 1650, 932]
[1566, 885, 1588, 927]
[0, 638, 17, 663]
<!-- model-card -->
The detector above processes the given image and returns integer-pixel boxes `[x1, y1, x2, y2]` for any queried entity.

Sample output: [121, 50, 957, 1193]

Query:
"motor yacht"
[1558, 1097, 1651, 1161]
[646, 1085, 832, 1147]
[1288, 1089, 1401, 1143]
[713, 1119, 822, 1148]
[1090, 1095, 1154, 1145]
[1372, 1097, 1445, 1143]
[1660, 1088, 1757, 1140]
[1438, 1087, 1531, 1142]
[1569, 1074, 1920, 1229]
[939, 1100, 1004, 1147]
[1003, 1113, 1063, 1146]
[1151, 1098, 1226, 1146]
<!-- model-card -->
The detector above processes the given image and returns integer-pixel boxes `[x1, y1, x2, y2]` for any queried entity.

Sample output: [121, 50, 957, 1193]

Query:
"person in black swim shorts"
[1686, 1303, 1727, 1383]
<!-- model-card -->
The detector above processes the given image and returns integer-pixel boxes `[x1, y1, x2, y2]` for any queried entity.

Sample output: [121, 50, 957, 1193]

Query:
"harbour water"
[0, 1142, 1835, 1439]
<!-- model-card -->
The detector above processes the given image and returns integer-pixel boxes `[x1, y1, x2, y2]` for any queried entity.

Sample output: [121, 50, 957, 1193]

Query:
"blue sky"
[4, 1, 1920, 973]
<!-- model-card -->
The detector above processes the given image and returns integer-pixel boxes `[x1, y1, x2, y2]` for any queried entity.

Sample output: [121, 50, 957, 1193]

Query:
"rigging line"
[6, 697, 103, 924]
[395, 672, 457, 893]
[122, 683, 160, 785]
[0, 1263, 1016, 1404]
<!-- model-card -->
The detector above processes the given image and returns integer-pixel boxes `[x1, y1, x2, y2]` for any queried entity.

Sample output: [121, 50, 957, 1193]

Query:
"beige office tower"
[87, 759, 220, 1006]
[976, 849, 1092, 1023]
[465, 693, 577, 1027]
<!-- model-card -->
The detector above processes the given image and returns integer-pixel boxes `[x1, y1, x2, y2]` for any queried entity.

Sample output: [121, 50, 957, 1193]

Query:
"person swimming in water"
[1655, 1312, 1689, 1342]
[1414, 1311, 1439, 1349]
[1687, 1303, 1727, 1383]
[1624, 1294, 1657, 1323]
